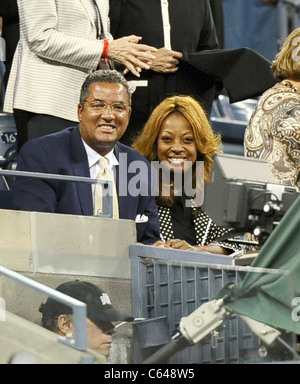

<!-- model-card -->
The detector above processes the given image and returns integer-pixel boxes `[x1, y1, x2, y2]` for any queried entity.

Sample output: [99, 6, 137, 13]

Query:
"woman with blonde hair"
[244, 27, 300, 190]
[133, 95, 241, 255]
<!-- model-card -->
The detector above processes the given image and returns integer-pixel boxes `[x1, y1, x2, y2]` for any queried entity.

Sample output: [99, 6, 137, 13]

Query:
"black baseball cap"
[40, 281, 134, 328]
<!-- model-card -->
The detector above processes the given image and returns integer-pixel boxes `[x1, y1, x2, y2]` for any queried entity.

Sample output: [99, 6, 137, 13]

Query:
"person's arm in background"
[107, 35, 157, 77]
[18, 0, 157, 78]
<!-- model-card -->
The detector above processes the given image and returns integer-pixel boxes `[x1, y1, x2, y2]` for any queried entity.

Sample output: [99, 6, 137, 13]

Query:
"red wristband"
[199, 245, 207, 252]
[101, 40, 109, 59]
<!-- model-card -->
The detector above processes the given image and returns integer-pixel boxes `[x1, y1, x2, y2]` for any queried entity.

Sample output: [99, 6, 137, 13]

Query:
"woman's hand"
[151, 240, 169, 248]
[165, 239, 195, 251]
[108, 35, 157, 77]
[165, 239, 230, 255]
[152, 239, 230, 255]
[194, 244, 230, 255]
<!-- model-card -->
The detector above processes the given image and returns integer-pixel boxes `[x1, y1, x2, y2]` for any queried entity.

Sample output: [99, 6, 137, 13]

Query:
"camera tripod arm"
[238, 314, 281, 345]
[179, 298, 231, 345]
[143, 298, 296, 364]
[142, 298, 231, 364]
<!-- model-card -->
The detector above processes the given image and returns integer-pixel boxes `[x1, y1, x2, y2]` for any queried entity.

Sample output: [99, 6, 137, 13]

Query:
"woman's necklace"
[280, 80, 298, 93]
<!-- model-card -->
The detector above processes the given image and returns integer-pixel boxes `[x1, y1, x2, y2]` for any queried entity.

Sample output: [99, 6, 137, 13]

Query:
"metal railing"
[0, 265, 91, 354]
[130, 244, 296, 364]
[0, 169, 113, 218]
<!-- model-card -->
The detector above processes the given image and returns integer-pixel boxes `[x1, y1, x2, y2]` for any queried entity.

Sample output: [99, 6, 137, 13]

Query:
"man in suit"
[12, 70, 161, 245]
[4, 0, 157, 152]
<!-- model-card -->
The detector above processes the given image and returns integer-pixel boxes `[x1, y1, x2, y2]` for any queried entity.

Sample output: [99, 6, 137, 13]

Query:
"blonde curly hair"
[132, 94, 222, 183]
[271, 27, 300, 80]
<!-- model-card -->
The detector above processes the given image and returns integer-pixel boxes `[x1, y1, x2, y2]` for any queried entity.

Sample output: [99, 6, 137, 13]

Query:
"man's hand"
[107, 35, 157, 77]
[150, 47, 183, 73]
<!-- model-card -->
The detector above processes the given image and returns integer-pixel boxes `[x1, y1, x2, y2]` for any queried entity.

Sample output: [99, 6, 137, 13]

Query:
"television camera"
[202, 154, 299, 245]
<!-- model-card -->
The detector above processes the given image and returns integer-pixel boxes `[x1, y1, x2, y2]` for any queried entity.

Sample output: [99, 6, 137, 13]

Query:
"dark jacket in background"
[209, 0, 224, 49]
[0, 0, 19, 87]
[109, 0, 219, 145]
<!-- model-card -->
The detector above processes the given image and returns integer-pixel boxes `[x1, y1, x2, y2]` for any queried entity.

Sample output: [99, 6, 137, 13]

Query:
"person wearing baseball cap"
[39, 280, 134, 358]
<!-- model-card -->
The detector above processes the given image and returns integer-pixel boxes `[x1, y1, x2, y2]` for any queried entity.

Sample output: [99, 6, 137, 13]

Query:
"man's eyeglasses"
[84, 100, 129, 114]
